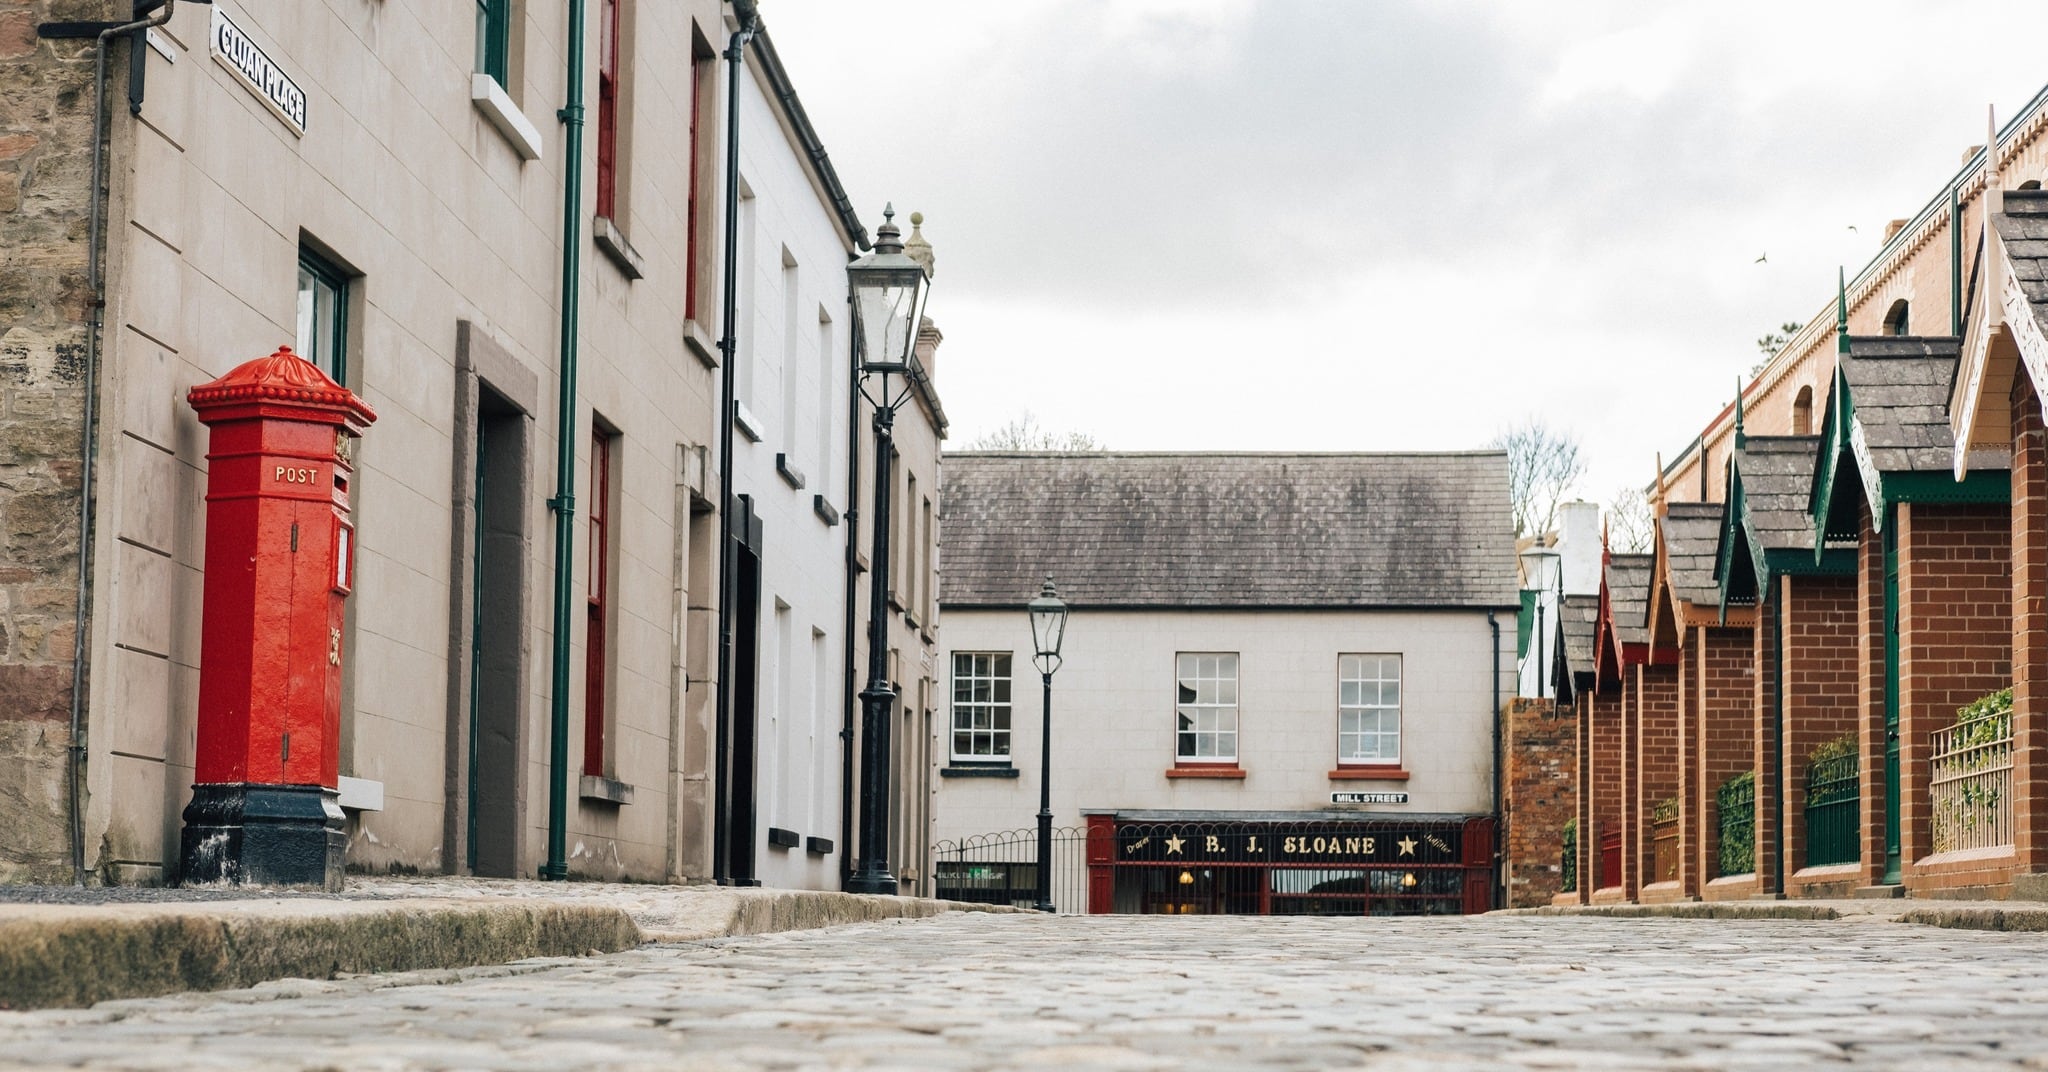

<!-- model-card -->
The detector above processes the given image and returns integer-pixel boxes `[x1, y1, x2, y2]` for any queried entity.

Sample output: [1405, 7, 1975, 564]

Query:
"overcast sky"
[763, 1, 2046, 507]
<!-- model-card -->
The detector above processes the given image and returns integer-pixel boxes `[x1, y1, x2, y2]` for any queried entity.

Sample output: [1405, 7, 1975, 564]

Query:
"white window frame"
[1174, 652, 1239, 762]
[1337, 653, 1402, 764]
[949, 652, 1013, 762]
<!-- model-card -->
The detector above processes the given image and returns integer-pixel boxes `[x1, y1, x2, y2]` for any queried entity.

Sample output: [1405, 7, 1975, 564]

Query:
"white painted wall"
[731, 58, 855, 890]
[931, 608, 1511, 848]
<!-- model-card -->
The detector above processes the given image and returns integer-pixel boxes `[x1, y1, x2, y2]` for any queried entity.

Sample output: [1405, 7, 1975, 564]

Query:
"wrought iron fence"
[933, 827, 1089, 913]
[1930, 710, 2014, 853]
[1804, 751, 1860, 867]
[1560, 820, 1576, 893]
[1717, 772, 1756, 877]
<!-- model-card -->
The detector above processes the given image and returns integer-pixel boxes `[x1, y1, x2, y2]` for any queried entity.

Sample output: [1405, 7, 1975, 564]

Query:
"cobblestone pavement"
[6, 913, 2048, 1070]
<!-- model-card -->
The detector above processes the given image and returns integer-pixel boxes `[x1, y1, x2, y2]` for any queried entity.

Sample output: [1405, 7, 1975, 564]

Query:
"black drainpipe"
[1488, 610, 1503, 910]
[711, 0, 759, 885]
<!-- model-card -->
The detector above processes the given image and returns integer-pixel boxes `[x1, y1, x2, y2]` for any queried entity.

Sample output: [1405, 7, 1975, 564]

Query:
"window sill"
[776, 452, 806, 490]
[1329, 767, 1410, 781]
[470, 74, 543, 161]
[1166, 766, 1246, 780]
[734, 401, 764, 443]
[684, 319, 719, 368]
[813, 495, 841, 527]
[578, 774, 633, 806]
[805, 836, 834, 856]
[768, 827, 801, 849]
[592, 216, 645, 280]
[940, 764, 1019, 779]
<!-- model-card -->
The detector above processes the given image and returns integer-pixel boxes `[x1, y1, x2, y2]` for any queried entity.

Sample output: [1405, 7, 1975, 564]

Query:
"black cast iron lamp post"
[845, 206, 930, 896]
[1028, 576, 1068, 913]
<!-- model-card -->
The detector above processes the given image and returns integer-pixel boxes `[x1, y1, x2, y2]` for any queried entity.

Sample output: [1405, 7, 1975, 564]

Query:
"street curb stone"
[0, 886, 1019, 1010]
[1501, 899, 2048, 931]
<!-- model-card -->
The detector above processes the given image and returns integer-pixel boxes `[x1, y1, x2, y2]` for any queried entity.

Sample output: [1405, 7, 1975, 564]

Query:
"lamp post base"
[845, 869, 899, 895]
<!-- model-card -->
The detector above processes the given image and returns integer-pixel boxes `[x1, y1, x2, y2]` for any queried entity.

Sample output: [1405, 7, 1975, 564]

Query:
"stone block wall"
[0, 1, 111, 883]
[1503, 696, 1574, 908]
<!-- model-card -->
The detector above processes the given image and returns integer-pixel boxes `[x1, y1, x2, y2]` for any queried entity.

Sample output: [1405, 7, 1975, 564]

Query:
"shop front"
[1085, 811, 1497, 916]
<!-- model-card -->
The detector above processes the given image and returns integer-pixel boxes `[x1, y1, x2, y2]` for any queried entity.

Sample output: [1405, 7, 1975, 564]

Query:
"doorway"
[468, 388, 526, 877]
[722, 494, 764, 885]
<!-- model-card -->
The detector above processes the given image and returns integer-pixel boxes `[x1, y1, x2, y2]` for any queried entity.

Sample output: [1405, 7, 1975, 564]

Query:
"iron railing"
[1560, 821, 1576, 893]
[1930, 713, 2014, 853]
[932, 826, 1088, 913]
[1804, 751, 1860, 867]
[1717, 772, 1756, 877]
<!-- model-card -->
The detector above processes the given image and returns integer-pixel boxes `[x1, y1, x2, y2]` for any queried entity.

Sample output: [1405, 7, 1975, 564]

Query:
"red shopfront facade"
[1083, 811, 1497, 916]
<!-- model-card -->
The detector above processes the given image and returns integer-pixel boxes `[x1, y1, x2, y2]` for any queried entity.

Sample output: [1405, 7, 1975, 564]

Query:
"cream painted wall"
[931, 608, 1512, 851]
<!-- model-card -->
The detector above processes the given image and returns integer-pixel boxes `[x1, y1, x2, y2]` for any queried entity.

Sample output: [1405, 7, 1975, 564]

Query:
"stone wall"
[1503, 696, 1574, 908]
[0, 0, 113, 882]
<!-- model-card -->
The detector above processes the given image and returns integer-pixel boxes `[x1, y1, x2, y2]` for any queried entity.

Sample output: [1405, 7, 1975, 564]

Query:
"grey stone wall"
[0, 1, 114, 881]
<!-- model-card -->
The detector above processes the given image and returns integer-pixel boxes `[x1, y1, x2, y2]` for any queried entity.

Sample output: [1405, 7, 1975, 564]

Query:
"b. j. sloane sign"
[210, 7, 306, 136]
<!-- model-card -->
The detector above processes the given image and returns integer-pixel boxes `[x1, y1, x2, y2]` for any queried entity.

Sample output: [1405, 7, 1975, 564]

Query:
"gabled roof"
[1811, 336, 2009, 543]
[1716, 436, 1853, 610]
[937, 452, 1519, 609]
[1603, 554, 1653, 649]
[1659, 502, 1725, 609]
[1554, 593, 1600, 702]
[1952, 189, 2048, 466]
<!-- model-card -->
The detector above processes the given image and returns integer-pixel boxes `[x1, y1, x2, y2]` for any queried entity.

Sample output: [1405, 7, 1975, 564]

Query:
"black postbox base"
[179, 783, 346, 890]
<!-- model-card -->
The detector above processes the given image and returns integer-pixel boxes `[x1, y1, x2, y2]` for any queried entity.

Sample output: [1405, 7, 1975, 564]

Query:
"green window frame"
[295, 249, 348, 384]
[476, 0, 510, 84]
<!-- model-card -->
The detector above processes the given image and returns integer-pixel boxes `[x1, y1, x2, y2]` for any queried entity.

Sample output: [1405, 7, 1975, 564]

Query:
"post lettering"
[1205, 835, 1220, 853]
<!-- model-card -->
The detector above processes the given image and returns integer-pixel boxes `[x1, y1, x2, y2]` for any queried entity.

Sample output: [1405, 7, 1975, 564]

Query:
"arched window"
[1882, 299, 1909, 336]
[2020, 179, 2043, 191]
[1793, 385, 1814, 436]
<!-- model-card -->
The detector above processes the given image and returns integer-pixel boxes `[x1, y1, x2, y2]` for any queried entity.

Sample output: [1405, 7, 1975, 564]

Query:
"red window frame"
[583, 430, 612, 778]
[595, 0, 621, 220]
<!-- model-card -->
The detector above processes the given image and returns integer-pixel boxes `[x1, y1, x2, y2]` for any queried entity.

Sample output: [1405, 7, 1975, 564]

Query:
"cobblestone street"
[6, 914, 2048, 1070]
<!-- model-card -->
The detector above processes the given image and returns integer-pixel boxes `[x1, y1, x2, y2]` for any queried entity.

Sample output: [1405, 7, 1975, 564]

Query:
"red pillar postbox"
[178, 346, 375, 889]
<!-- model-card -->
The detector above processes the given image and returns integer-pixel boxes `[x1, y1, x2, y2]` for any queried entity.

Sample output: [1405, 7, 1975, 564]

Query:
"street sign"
[1332, 791, 1408, 804]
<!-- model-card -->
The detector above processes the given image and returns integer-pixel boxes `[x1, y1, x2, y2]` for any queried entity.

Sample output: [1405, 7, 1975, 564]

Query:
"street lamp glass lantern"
[1028, 576, 1068, 669]
[848, 206, 929, 377]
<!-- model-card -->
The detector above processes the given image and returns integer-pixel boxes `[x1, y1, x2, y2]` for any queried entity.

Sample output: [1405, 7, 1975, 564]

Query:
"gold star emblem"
[1397, 836, 1417, 856]
[1164, 835, 1186, 856]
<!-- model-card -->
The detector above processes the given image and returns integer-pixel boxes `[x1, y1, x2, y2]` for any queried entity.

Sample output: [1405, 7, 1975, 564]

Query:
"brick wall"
[1779, 573, 1861, 895]
[1899, 500, 2013, 894]
[2014, 376, 2048, 877]
[1632, 663, 1680, 899]
[1504, 697, 1575, 908]
[1697, 626, 1757, 897]
[0, 1, 109, 882]
[1588, 686, 1624, 897]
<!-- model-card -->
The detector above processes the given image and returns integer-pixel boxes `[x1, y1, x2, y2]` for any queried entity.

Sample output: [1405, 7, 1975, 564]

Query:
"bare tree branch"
[1605, 484, 1654, 554]
[1489, 418, 1586, 539]
[964, 411, 1104, 452]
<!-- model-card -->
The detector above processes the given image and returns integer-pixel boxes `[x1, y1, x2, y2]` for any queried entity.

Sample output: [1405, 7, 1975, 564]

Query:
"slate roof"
[1660, 501, 1725, 607]
[1839, 337, 1991, 474]
[1559, 593, 1599, 678]
[1731, 436, 1821, 553]
[938, 452, 1518, 609]
[1993, 189, 2048, 322]
[1604, 554, 1654, 647]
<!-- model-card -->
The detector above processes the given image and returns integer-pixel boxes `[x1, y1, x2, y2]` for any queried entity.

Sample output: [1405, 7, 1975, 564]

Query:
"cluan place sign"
[211, 7, 306, 137]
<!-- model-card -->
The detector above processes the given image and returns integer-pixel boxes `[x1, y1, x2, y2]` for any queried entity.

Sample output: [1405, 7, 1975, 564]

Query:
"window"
[1338, 654, 1402, 763]
[1882, 299, 1909, 336]
[1792, 385, 1814, 437]
[295, 248, 348, 383]
[684, 43, 711, 320]
[475, 0, 509, 84]
[950, 652, 1012, 760]
[1175, 653, 1238, 761]
[583, 429, 615, 777]
[594, 0, 622, 220]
